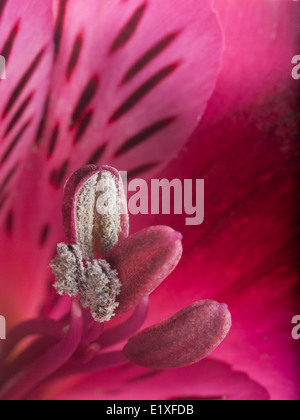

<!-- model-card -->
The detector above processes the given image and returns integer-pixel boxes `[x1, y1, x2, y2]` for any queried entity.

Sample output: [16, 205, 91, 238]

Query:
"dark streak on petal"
[49, 160, 69, 188]
[1, 119, 32, 165]
[109, 2, 147, 55]
[86, 144, 106, 165]
[0, 0, 7, 19]
[2, 47, 46, 118]
[54, 0, 68, 59]
[39, 224, 51, 246]
[0, 20, 20, 61]
[0, 193, 9, 212]
[35, 93, 50, 145]
[4, 92, 34, 137]
[70, 75, 100, 128]
[48, 123, 60, 158]
[121, 31, 180, 85]
[67, 33, 83, 81]
[5, 209, 14, 234]
[127, 162, 159, 180]
[109, 62, 180, 123]
[74, 110, 93, 144]
[0, 164, 18, 194]
[115, 116, 177, 157]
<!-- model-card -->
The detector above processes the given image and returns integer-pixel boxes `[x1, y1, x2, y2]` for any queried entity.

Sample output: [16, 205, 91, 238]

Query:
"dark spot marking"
[127, 162, 158, 180]
[1, 119, 32, 165]
[35, 93, 50, 145]
[2, 47, 46, 118]
[121, 31, 180, 84]
[54, 0, 68, 59]
[70, 75, 100, 128]
[109, 62, 180, 123]
[4, 92, 34, 137]
[86, 144, 106, 165]
[39, 224, 51, 246]
[67, 33, 83, 80]
[5, 209, 14, 234]
[0, 193, 9, 212]
[74, 110, 93, 144]
[0, 0, 7, 19]
[50, 160, 69, 188]
[109, 3, 147, 55]
[48, 123, 60, 158]
[115, 116, 176, 157]
[0, 20, 20, 62]
[0, 164, 18, 194]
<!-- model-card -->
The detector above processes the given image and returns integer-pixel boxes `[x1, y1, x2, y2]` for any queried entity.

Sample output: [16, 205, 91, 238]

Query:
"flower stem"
[1, 301, 83, 400]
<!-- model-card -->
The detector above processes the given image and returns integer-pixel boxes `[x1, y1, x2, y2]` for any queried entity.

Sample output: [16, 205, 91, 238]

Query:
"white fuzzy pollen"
[75, 171, 123, 259]
[95, 171, 122, 255]
[50, 243, 121, 323]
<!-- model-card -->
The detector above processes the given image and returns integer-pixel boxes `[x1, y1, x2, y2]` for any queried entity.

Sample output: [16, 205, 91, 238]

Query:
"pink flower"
[0, 0, 299, 400]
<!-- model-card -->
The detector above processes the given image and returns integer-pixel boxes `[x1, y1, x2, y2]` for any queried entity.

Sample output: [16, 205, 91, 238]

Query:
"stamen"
[123, 300, 232, 369]
[80, 259, 121, 323]
[1, 302, 83, 401]
[63, 165, 129, 260]
[50, 244, 121, 323]
[50, 243, 83, 297]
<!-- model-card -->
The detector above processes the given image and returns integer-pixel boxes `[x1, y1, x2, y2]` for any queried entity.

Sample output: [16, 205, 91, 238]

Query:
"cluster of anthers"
[0, 165, 231, 400]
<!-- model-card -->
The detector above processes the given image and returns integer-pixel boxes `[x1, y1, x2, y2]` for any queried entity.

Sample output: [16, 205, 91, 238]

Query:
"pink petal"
[123, 300, 232, 369]
[0, 0, 222, 327]
[133, 0, 300, 399]
[0, 0, 53, 325]
[43, 358, 269, 400]
[0, 0, 53, 185]
[106, 226, 183, 315]
[47, 0, 223, 178]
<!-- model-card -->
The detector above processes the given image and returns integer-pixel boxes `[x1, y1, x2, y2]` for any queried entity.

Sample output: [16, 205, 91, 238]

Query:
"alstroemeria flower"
[0, 0, 299, 401]
[0, 163, 231, 399]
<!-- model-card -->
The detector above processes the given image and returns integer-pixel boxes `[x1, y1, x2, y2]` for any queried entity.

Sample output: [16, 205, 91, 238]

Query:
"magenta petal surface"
[106, 226, 183, 315]
[0, 0, 53, 325]
[47, 358, 269, 401]
[123, 300, 232, 369]
[48, 0, 223, 179]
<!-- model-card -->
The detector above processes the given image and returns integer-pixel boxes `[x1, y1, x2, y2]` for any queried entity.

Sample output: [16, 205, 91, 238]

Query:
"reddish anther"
[123, 300, 232, 369]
